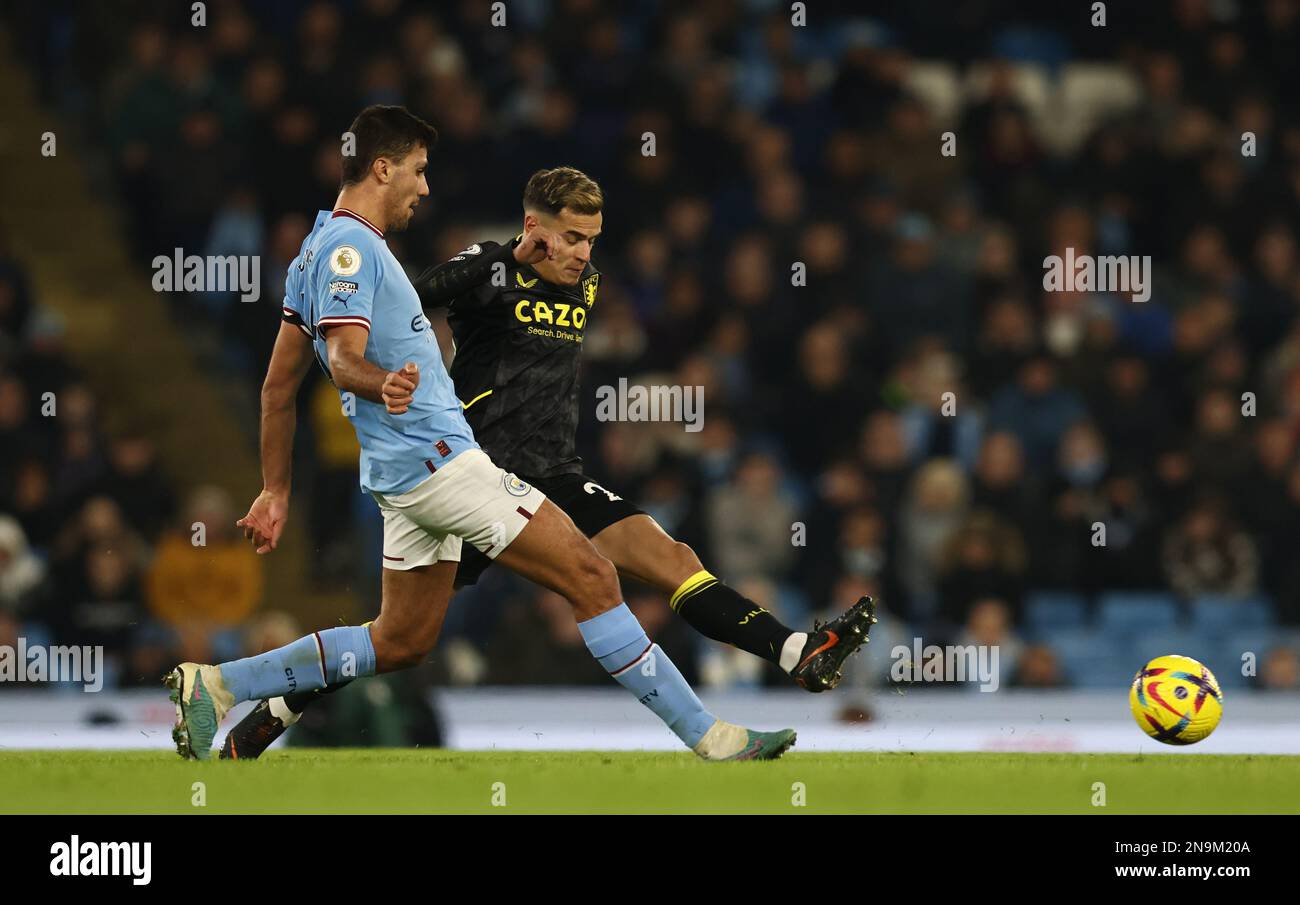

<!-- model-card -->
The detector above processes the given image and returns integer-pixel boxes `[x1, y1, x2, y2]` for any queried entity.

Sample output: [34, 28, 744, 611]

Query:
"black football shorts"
[453, 471, 644, 588]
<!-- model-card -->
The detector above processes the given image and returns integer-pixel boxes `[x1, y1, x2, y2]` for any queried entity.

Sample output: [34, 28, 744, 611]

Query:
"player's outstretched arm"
[413, 228, 553, 308]
[412, 239, 515, 309]
[238, 320, 314, 553]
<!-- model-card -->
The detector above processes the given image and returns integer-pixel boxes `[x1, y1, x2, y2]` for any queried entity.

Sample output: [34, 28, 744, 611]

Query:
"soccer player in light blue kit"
[165, 105, 794, 761]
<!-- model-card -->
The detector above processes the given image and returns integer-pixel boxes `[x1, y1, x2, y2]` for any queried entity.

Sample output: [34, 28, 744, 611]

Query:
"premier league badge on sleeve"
[331, 245, 362, 276]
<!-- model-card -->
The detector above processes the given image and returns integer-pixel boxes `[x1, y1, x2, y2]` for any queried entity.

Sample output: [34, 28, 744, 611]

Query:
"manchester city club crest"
[502, 473, 532, 497]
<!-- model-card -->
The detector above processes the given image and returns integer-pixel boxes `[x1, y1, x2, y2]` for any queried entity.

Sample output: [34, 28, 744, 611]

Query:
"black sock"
[672, 576, 795, 666]
[282, 679, 352, 715]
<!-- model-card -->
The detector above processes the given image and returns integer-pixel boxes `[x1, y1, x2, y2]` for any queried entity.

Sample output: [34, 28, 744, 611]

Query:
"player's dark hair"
[522, 167, 604, 215]
[341, 105, 438, 186]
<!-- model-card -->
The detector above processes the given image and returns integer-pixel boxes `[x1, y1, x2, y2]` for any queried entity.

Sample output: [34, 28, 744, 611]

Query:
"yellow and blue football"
[1129, 654, 1224, 745]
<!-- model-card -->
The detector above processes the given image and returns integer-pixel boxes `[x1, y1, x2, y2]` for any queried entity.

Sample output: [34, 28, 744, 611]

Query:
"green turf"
[1, 750, 1297, 814]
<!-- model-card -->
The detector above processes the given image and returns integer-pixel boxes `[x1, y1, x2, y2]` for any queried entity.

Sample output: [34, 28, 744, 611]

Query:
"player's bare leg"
[171, 562, 455, 761]
[592, 514, 877, 692]
[491, 498, 623, 621]
[590, 513, 702, 589]
[368, 561, 457, 671]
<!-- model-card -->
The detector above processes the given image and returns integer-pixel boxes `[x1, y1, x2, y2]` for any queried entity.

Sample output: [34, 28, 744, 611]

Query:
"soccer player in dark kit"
[222, 167, 876, 758]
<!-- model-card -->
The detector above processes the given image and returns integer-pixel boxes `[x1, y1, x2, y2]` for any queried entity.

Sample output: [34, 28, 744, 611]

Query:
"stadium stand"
[2, 0, 1298, 694]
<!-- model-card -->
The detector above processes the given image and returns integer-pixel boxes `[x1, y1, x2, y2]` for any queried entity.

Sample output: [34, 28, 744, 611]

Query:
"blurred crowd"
[0, 225, 297, 687]
[5, 0, 1300, 692]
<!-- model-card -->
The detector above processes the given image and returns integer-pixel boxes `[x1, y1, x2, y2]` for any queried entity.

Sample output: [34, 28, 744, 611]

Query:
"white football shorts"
[371, 448, 547, 570]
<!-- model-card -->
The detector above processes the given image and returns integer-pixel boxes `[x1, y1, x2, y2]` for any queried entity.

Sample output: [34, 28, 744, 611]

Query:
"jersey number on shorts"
[583, 482, 623, 502]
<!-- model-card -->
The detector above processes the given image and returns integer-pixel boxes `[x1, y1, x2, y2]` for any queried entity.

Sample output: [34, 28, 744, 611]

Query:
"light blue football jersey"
[282, 208, 478, 493]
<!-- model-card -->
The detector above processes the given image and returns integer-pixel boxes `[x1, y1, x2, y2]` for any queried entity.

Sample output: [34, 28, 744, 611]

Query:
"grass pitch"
[1, 750, 1297, 814]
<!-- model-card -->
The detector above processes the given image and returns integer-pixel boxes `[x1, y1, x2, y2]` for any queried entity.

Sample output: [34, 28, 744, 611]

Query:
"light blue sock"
[219, 625, 377, 704]
[578, 603, 716, 748]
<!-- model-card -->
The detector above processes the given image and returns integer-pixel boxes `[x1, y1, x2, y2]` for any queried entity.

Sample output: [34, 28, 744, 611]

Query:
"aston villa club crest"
[582, 273, 599, 306]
